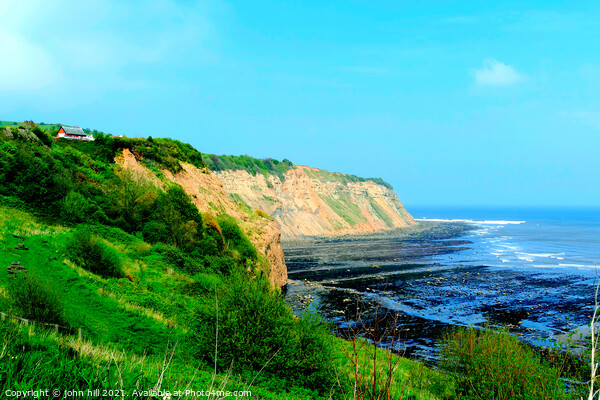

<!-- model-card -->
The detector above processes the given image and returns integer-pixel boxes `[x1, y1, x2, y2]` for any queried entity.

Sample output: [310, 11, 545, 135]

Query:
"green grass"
[229, 193, 253, 212]
[319, 193, 368, 227]
[0, 318, 321, 399]
[440, 326, 575, 400]
[0, 120, 65, 132]
[205, 154, 293, 181]
[334, 337, 455, 399]
[1, 232, 174, 354]
[305, 166, 395, 190]
[0, 205, 455, 399]
[369, 198, 395, 228]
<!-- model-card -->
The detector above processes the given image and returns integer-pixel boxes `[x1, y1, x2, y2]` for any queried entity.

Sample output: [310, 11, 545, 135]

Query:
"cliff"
[116, 149, 287, 288]
[116, 148, 414, 286]
[214, 165, 416, 238]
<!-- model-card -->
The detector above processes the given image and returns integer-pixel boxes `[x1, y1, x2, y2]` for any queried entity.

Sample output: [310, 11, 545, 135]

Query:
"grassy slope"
[0, 207, 314, 398]
[0, 121, 451, 398]
[318, 193, 368, 227]
[1, 120, 62, 131]
[0, 206, 449, 399]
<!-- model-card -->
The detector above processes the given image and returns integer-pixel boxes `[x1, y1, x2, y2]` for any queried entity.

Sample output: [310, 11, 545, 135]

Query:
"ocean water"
[409, 206, 600, 272]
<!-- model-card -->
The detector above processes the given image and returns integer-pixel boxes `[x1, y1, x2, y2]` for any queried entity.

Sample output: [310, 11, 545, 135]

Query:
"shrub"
[67, 228, 124, 278]
[204, 154, 293, 181]
[157, 186, 203, 228]
[141, 221, 170, 244]
[217, 214, 257, 261]
[61, 191, 106, 223]
[8, 276, 66, 325]
[150, 243, 187, 269]
[255, 208, 272, 219]
[440, 326, 569, 400]
[193, 235, 220, 258]
[203, 212, 225, 252]
[149, 243, 208, 274]
[191, 273, 224, 293]
[191, 273, 335, 394]
[206, 256, 237, 275]
[104, 168, 157, 233]
[31, 126, 53, 147]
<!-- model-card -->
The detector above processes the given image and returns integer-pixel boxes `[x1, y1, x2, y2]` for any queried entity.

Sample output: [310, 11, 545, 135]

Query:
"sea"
[409, 206, 600, 273]
[284, 206, 600, 362]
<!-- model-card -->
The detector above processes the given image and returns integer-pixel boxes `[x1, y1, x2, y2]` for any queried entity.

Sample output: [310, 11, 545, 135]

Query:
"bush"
[148, 243, 209, 275]
[67, 228, 124, 278]
[186, 273, 224, 294]
[141, 221, 170, 244]
[191, 273, 335, 394]
[204, 154, 293, 181]
[193, 235, 220, 258]
[206, 256, 237, 275]
[217, 214, 257, 261]
[8, 276, 66, 325]
[157, 186, 203, 228]
[440, 326, 569, 400]
[31, 127, 53, 147]
[104, 169, 157, 233]
[61, 191, 106, 223]
[255, 208, 272, 219]
[203, 212, 225, 252]
[150, 243, 187, 269]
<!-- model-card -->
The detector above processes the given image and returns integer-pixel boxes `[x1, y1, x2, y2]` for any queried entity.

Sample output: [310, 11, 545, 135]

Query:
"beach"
[283, 210, 600, 363]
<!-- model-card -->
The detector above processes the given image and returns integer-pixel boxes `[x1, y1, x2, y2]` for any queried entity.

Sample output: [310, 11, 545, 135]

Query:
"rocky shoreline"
[283, 222, 596, 363]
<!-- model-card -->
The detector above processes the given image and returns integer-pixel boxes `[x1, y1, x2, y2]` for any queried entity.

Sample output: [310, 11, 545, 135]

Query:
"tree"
[104, 168, 157, 232]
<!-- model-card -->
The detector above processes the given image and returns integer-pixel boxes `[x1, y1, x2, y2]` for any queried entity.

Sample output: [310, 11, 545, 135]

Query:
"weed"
[440, 325, 569, 400]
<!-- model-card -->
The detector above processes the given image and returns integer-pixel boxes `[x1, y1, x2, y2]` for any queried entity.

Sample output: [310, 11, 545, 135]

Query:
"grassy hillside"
[0, 122, 454, 399]
[1, 121, 585, 399]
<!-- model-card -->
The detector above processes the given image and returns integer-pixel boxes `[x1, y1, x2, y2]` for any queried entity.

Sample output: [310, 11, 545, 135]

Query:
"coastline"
[283, 220, 596, 363]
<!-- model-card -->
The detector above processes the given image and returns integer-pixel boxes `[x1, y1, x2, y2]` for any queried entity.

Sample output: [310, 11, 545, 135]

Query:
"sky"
[1, 0, 600, 208]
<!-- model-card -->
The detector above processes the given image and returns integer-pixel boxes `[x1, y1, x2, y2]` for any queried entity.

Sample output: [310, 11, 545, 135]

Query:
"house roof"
[61, 126, 86, 136]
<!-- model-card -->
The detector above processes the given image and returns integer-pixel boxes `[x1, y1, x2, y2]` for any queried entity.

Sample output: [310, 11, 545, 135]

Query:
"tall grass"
[333, 303, 455, 400]
[0, 317, 320, 399]
[440, 326, 570, 400]
[7, 275, 67, 326]
[66, 227, 124, 278]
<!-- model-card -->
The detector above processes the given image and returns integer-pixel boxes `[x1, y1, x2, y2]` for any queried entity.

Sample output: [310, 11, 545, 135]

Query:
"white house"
[56, 126, 95, 141]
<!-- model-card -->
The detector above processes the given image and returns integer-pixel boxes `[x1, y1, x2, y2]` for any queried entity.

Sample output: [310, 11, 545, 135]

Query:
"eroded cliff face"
[215, 165, 416, 238]
[116, 149, 287, 289]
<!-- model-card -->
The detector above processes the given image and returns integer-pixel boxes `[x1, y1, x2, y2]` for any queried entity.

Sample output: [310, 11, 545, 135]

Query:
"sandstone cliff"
[215, 165, 416, 238]
[116, 149, 287, 288]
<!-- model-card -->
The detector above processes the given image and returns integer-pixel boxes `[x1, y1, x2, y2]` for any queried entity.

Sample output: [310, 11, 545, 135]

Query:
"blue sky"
[2, 1, 599, 207]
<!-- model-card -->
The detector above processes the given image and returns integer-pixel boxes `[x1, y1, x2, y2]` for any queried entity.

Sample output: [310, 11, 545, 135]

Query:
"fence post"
[78, 328, 82, 341]
[1, 312, 5, 321]
[55, 324, 59, 334]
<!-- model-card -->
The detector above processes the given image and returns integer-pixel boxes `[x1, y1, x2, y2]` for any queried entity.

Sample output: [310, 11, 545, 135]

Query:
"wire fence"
[0, 311, 82, 340]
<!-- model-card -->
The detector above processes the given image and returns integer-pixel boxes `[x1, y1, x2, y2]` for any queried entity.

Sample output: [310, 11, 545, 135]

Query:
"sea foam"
[416, 218, 526, 225]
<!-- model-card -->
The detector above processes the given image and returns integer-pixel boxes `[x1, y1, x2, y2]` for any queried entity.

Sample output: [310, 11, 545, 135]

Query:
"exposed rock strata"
[116, 149, 288, 289]
[215, 166, 416, 238]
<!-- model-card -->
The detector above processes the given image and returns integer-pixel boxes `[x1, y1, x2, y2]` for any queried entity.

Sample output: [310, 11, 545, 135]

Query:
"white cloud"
[473, 59, 524, 86]
[0, 0, 216, 94]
